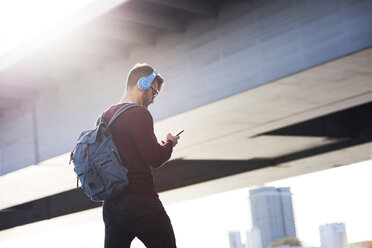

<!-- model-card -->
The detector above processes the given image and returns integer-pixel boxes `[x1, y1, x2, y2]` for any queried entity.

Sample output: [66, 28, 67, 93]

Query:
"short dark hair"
[126, 63, 164, 91]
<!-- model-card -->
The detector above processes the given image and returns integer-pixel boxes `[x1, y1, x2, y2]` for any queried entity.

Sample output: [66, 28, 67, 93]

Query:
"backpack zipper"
[97, 159, 112, 170]
[109, 145, 121, 163]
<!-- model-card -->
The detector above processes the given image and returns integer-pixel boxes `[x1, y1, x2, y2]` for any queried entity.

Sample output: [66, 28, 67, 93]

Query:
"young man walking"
[101, 63, 180, 248]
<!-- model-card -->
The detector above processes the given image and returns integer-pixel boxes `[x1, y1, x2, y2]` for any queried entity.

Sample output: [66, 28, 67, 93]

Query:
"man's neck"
[119, 93, 142, 106]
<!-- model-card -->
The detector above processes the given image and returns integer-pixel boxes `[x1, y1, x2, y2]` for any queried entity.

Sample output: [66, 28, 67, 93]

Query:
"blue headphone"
[137, 69, 159, 90]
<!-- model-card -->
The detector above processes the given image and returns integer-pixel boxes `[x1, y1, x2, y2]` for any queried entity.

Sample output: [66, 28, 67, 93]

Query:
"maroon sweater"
[102, 102, 173, 197]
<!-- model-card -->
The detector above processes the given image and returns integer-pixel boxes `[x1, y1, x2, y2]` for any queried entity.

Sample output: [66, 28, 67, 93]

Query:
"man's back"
[103, 102, 174, 197]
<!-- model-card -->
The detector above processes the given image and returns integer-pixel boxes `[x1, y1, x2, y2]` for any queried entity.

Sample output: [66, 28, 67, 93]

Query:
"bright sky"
[0, 160, 371, 248]
[163, 159, 372, 248]
[0, 0, 94, 56]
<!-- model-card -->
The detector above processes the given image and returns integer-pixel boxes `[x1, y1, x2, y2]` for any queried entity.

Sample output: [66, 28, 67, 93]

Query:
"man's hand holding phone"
[161, 130, 183, 147]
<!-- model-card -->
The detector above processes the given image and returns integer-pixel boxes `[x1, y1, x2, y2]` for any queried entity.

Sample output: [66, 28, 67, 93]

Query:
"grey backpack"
[70, 103, 139, 202]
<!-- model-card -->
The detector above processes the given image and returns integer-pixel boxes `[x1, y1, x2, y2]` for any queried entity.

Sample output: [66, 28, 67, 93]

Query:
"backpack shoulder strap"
[95, 113, 105, 127]
[107, 103, 141, 128]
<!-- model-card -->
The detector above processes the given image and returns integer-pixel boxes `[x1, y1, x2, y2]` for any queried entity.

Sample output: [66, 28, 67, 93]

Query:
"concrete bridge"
[0, 0, 371, 232]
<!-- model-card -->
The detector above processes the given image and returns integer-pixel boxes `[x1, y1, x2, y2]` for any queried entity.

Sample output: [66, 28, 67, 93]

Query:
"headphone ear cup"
[138, 77, 152, 90]
[137, 70, 158, 90]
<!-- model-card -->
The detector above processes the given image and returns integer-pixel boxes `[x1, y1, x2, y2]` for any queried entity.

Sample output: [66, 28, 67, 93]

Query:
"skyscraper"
[246, 227, 263, 248]
[229, 231, 244, 248]
[249, 187, 296, 248]
[319, 223, 348, 248]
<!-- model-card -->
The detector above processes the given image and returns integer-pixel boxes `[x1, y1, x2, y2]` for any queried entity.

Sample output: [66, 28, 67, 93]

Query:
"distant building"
[229, 231, 244, 248]
[246, 227, 263, 248]
[249, 187, 297, 248]
[319, 223, 348, 248]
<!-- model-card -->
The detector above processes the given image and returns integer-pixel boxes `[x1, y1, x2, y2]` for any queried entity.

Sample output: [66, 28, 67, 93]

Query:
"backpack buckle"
[69, 151, 74, 165]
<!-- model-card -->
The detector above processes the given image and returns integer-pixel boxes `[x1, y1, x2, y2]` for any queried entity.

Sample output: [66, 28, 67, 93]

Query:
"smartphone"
[175, 130, 184, 136]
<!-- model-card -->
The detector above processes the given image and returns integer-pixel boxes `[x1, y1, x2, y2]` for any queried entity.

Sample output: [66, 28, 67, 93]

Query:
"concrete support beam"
[107, 4, 185, 32]
[0, 72, 53, 100]
[0, 96, 21, 108]
[142, 0, 217, 17]
[11, 60, 81, 85]
[36, 50, 106, 72]
[260, 102, 372, 139]
[0, 85, 36, 100]
[48, 34, 130, 60]
[81, 19, 156, 46]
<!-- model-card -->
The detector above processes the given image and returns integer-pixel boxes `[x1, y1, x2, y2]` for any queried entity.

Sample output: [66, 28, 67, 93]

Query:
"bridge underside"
[1, 47, 371, 230]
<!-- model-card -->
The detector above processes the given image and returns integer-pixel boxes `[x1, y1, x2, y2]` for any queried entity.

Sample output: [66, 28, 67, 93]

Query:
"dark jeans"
[103, 193, 177, 248]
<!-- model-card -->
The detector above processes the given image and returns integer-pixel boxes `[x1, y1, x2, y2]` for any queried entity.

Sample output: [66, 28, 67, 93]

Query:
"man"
[102, 63, 180, 248]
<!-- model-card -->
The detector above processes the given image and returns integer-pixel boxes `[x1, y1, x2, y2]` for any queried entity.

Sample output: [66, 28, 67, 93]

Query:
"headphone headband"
[137, 69, 159, 91]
